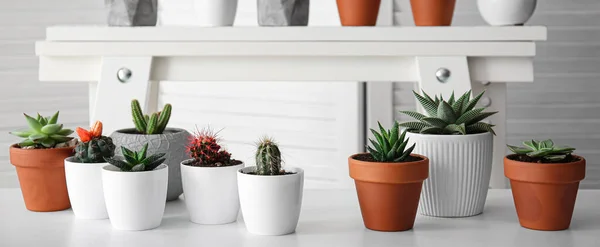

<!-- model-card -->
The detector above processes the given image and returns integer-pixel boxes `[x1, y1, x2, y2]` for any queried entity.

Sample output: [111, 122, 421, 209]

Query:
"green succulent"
[75, 136, 116, 163]
[9, 111, 74, 148]
[131, 99, 172, 135]
[255, 137, 283, 175]
[105, 144, 166, 172]
[368, 121, 416, 162]
[508, 139, 575, 162]
[399, 90, 497, 135]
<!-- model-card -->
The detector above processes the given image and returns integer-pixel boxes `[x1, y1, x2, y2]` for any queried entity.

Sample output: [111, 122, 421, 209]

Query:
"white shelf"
[1, 189, 597, 247]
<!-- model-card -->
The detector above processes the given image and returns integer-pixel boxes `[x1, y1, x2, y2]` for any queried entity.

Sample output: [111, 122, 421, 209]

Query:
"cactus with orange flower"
[74, 121, 116, 163]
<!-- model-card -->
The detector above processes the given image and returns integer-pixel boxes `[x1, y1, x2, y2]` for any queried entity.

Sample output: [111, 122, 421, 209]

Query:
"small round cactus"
[255, 137, 283, 175]
[187, 128, 234, 167]
[74, 121, 116, 163]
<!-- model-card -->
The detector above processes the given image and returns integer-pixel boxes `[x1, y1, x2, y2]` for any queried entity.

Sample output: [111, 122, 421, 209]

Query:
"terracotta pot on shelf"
[336, 0, 381, 26]
[410, 0, 456, 26]
[504, 155, 585, 231]
[349, 153, 429, 231]
[9, 145, 73, 212]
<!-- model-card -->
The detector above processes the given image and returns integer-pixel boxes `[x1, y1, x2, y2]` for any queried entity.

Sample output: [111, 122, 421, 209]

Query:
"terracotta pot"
[9, 144, 73, 212]
[504, 155, 585, 231]
[410, 0, 456, 26]
[336, 0, 381, 26]
[349, 153, 429, 231]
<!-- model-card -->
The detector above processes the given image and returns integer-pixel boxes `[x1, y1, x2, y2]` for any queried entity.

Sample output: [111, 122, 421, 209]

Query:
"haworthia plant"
[367, 121, 416, 162]
[508, 139, 576, 162]
[399, 90, 497, 135]
[131, 99, 172, 134]
[105, 143, 166, 172]
[9, 111, 74, 148]
[255, 137, 283, 175]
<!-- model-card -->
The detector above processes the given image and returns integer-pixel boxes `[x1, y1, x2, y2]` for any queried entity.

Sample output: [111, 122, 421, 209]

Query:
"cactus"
[187, 128, 234, 167]
[74, 121, 116, 163]
[105, 143, 166, 172]
[508, 139, 576, 162]
[131, 99, 172, 134]
[368, 121, 416, 162]
[399, 90, 497, 135]
[255, 137, 283, 175]
[10, 111, 74, 148]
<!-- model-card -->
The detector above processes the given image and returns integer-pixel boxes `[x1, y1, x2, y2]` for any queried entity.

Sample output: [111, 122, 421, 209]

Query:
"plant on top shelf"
[504, 139, 585, 231]
[367, 121, 416, 162]
[131, 99, 171, 134]
[186, 128, 241, 167]
[399, 90, 497, 135]
[10, 111, 75, 149]
[73, 121, 115, 163]
[105, 144, 166, 172]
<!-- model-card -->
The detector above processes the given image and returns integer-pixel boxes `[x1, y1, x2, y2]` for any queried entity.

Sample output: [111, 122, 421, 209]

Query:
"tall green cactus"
[255, 137, 282, 175]
[131, 99, 172, 134]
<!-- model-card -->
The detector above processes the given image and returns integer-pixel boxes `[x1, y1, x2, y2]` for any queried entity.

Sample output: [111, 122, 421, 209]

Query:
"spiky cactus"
[187, 128, 234, 167]
[255, 137, 283, 175]
[131, 99, 172, 134]
[105, 144, 166, 172]
[368, 121, 416, 162]
[74, 121, 116, 163]
[399, 90, 497, 135]
[9, 111, 74, 148]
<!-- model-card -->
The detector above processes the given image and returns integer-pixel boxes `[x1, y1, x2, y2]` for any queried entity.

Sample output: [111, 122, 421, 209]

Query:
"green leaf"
[367, 146, 382, 161]
[448, 92, 455, 105]
[399, 121, 427, 131]
[507, 145, 531, 154]
[465, 111, 497, 125]
[121, 146, 135, 159]
[378, 122, 390, 142]
[462, 91, 485, 113]
[540, 139, 554, 149]
[370, 129, 385, 149]
[141, 153, 166, 166]
[455, 108, 485, 125]
[445, 123, 466, 135]
[397, 143, 416, 161]
[421, 117, 448, 128]
[413, 91, 438, 117]
[28, 133, 47, 141]
[399, 111, 426, 121]
[368, 138, 382, 153]
[48, 111, 59, 124]
[467, 122, 496, 135]
[137, 143, 149, 160]
[41, 138, 55, 148]
[56, 128, 74, 136]
[553, 146, 576, 153]
[523, 140, 537, 150]
[420, 126, 443, 134]
[10, 130, 34, 138]
[19, 139, 35, 147]
[37, 113, 47, 126]
[146, 158, 166, 171]
[389, 121, 399, 145]
[131, 164, 146, 172]
[105, 157, 129, 170]
[453, 90, 471, 115]
[527, 149, 553, 158]
[437, 101, 457, 123]
[50, 135, 72, 143]
[41, 124, 63, 134]
[24, 114, 43, 132]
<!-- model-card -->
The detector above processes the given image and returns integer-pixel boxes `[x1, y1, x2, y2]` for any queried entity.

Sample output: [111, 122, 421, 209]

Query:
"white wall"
[393, 0, 600, 188]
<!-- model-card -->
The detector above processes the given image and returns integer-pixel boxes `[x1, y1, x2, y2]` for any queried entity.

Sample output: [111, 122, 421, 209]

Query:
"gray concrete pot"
[106, 0, 158, 26]
[257, 0, 309, 26]
[110, 128, 191, 201]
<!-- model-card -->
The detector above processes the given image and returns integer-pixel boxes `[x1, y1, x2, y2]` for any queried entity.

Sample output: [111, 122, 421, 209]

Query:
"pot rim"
[348, 153, 429, 184]
[405, 131, 492, 140]
[64, 156, 110, 164]
[10, 144, 75, 168]
[112, 127, 188, 136]
[102, 163, 168, 174]
[504, 155, 585, 184]
[10, 143, 75, 152]
[238, 166, 304, 178]
[181, 158, 244, 169]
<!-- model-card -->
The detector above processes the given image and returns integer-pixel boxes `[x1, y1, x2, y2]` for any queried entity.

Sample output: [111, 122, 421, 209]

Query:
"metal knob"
[481, 81, 491, 86]
[481, 97, 492, 107]
[117, 68, 132, 83]
[436, 68, 451, 83]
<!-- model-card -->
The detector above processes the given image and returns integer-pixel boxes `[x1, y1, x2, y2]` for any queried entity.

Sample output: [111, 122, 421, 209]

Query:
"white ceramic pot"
[157, 0, 238, 26]
[477, 0, 537, 26]
[238, 166, 304, 236]
[102, 164, 168, 231]
[181, 159, 244, 224]
[406, 132, 493, 217]
[64, 157, 108, 220]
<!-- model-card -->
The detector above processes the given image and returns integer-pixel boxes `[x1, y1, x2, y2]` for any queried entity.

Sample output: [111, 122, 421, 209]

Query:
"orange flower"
[76, 121, 103, 143]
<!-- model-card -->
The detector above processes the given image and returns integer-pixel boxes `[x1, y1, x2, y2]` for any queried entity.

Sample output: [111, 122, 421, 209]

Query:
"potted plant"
[399, 90, 496, 217]
[9, 112, 76, 212]
[181, 128, 244, 224]
[157, 0, 238, 26]
[258, 0, 309, 26]
[349, 122, 429, 231]
[106, 0, 158, 26]
[110, 99, 190, 201]
[410, 0, 456, 26]
[64, 121, 116, 220]
[238, 137, 304, 235]
[103, 144, 168, 230]
[336, 0, 381, 26]
[478, 0, 537, 26]
[505, 139, 585, 231]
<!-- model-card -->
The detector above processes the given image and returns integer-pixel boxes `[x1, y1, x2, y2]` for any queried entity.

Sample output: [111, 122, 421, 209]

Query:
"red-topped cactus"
[187, 128, 235, 167]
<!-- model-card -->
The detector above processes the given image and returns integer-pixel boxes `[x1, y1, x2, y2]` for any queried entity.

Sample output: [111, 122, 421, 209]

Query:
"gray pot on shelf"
[106, 0, 158, 26]
[257, 0, 309, 26]
[110, 128, 191, 201]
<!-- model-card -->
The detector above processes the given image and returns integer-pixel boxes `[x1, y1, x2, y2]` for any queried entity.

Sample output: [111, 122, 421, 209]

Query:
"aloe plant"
[508, 139, 575, 162]
[368, 121, 416, 162]
[105, 144, 166, 172]
[9, 111, 74, 148]
[255, 137, 283, 175]
[399, 90, 497, 135]
[131, 99, 172, 134]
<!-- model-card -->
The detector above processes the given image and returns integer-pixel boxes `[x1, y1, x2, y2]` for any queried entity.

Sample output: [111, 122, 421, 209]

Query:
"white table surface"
[1, 189, 598, 247]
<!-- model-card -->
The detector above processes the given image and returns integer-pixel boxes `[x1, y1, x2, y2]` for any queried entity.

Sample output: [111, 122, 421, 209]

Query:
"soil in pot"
[504, 155, 585, 231]
[336, 0, 381, 26]
[349, 153, 429, 231]
[10, 144, 73, 212]
[410, 0, 456, 26]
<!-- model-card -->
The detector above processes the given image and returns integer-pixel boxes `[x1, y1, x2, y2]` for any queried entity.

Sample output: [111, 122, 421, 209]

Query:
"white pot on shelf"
[102, 164, 168, 231]
[406, 132, 493, 217]
[157, 0, 238, 26]
[238, 166, 304, 236]
[477, 0, 537, 26]
[64, 157, 108, 220]
[181, 159, 244, 225]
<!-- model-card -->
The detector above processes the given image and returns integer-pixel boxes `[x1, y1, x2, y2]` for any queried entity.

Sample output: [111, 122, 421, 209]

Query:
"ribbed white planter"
[406, 132, 493, 217]
[64, 157, 108, 220]
[477, 0, 537, 26]
[102, 164, 168, 231]
[238, 166, 304, 236]
[157, 0, 238, 26]
[181, 159, 244, 224]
